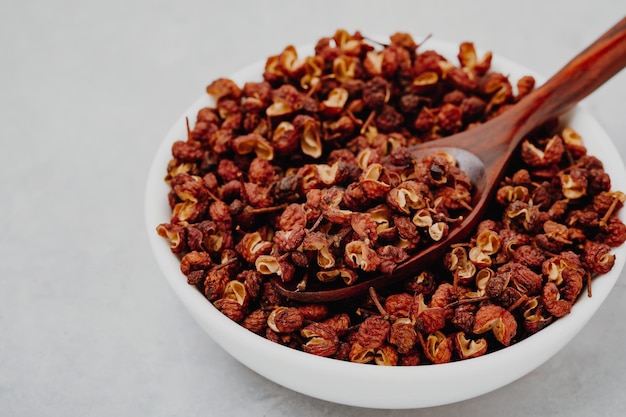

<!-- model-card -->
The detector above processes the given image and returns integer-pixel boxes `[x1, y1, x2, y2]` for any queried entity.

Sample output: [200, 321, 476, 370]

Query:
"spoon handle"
[514, 16, 626, 133]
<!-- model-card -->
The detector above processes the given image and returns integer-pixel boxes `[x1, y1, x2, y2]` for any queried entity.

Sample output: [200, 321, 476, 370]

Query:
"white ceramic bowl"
[145, 37, 626, 409]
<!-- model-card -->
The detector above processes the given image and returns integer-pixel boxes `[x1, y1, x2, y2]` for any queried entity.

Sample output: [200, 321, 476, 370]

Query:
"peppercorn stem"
[245, 204, 288, 215]
[458, 200, 473, 212]
[307, 214, 324, 233]
[360, 110, 376, 135]
[599, 194, 621, 227]
[185, 117, 192, 142]
[368, 287, 389, 319]
[211, 257, 238, 271]
[205, 188, 222, 202]
[444, 295, 490, 309]
[507, 294, 529, 312]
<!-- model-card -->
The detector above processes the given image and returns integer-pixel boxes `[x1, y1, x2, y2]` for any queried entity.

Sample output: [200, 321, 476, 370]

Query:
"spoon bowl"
[273, 16, 626, 303]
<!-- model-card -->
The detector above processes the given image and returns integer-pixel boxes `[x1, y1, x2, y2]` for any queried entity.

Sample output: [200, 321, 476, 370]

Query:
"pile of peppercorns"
[157, 30, 626, 365]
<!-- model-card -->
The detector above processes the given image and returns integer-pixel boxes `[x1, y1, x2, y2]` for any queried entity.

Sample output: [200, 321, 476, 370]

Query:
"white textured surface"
[1, 0, 625, 415]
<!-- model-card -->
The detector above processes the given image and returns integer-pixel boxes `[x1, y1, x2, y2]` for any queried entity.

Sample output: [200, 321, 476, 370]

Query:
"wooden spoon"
[273, 16, 626, 303]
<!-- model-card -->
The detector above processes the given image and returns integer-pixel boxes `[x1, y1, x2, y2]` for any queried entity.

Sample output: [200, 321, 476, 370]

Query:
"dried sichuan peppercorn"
[158, 29, 626, 366]
[301, 322, 339, 357]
